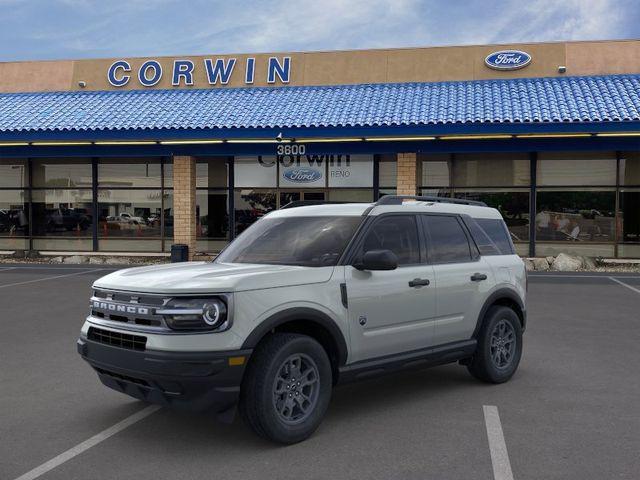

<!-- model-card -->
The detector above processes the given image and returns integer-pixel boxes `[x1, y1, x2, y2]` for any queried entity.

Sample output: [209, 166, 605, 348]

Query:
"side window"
[476, 218, 514, 255]
[361, 215, 420, 265]
[464, 217, 501, 256]
[423, 215, 472, 263]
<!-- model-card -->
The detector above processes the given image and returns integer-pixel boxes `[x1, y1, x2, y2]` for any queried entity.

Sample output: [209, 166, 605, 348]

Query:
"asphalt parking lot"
[1, 265, 639, 480]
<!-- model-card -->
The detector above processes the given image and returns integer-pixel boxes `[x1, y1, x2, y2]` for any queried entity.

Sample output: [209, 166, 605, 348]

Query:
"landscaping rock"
[63, 255, 88, 264]
[546, 256, 555, 265]
[523, 258, 534, 272]
[532, 257, 550, 271]
[551, 253, 582, 271]
[582, 256, 597, 270]
[103, 257, 132, 265]
[49, 256, 64, 263]
[88, 257, 105, 265]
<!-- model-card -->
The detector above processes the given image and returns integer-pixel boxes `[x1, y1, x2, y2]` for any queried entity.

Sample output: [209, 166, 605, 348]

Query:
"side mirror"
[354, 249, 398, 271]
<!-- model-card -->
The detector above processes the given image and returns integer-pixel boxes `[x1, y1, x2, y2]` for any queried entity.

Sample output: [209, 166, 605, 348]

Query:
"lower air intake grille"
[88, 326, 147, 351]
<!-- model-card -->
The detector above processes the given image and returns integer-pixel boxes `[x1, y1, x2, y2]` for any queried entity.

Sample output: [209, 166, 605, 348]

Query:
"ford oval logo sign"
[485, 50, 532, 70]
[282, 168, 323, 183]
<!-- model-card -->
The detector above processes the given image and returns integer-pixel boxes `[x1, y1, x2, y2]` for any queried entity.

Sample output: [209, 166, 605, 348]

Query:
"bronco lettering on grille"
[92, 301, 149, 315]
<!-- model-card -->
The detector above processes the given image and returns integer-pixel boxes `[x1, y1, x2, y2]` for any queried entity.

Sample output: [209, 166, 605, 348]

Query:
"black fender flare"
[472, 288, 526, 338]
[241, 307, 349, 366]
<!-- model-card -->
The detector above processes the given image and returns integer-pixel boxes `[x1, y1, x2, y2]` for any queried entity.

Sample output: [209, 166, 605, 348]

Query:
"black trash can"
[170, 244, 189, 263]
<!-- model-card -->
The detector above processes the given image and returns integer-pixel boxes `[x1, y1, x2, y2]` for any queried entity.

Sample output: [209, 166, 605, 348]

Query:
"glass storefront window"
[379, 155, 397, 188]
[234, 189, 276, 235]
[0, 159, 27, 188]
[98, 158, 162, 187]
[537, 152, 616, 186]
[98, 189, 162, 238]
[420, 154, 451, 187]
[535, 190, 615, 242]
[32, 159, 92, 188]
[453, 153, 530, 187]
[235, 156, 277, 188]
[453, 190, 530, 241]
[619, 151, 640, 186]
[0, 190, 28, 237]
[327, 155, 373, 188]
[327, 189, 373, 202]
[31, 189, 93, 237]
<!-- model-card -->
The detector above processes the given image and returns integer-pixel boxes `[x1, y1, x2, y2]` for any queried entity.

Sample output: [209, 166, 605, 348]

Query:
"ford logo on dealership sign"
[283, 168, 323, 183]
[485, 50, 532, 70]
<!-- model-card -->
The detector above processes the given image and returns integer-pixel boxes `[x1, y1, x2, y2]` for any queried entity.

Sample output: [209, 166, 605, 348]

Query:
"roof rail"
[375, 195, 487, 207]
[280, 200, 354, 210]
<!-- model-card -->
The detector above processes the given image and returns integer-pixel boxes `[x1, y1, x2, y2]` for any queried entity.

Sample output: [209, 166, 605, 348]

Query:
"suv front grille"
[88, 326, 147, 351]
[90, 289, 168, 331]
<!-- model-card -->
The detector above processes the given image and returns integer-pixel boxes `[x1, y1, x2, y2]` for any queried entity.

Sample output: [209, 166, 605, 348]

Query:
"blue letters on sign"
[107, 60, 131, 87]
[138, 60, 163, 86]
[283, 168, 322, 183]
[268, 57, 291, 84]
[172, 60, 194, 86]
[205, 58, 236, 85]
[485, 50, 532, 70]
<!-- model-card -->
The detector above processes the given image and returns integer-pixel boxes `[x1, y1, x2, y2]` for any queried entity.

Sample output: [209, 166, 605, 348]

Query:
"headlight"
[157, 297, 230, 332]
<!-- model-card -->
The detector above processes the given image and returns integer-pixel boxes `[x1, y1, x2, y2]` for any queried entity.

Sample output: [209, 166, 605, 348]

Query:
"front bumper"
[77, 337, 251, 413]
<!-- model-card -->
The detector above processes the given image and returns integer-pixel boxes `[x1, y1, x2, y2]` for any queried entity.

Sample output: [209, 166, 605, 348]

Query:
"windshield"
[216, 216, 362, 267]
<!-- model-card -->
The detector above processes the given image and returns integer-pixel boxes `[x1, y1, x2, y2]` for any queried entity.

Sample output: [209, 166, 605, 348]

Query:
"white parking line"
[483, 405, 514, 480]
[12, 405, 161, 480]
[608, 276, 640, 294]
[0, 269, 102, 289]
[0, 267, 16, 272]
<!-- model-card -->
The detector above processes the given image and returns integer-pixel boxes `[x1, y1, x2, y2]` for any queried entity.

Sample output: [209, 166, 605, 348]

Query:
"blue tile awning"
[0, 74, 639, 139]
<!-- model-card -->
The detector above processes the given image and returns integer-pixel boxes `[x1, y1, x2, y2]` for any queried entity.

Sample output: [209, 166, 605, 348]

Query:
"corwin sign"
[484, 50, 532, 71]
[107, 57, 291, 87]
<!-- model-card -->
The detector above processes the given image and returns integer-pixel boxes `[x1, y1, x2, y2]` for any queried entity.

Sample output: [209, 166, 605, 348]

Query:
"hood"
[93, 261, 334, 294]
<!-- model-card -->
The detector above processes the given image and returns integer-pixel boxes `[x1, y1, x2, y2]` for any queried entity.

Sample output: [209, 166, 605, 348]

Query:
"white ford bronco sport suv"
[78, 195, 526, 444]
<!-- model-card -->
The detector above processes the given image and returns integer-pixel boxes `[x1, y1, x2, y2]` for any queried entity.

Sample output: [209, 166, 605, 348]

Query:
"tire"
[467, 306, 523, 384]
[239, 333, 332, 444]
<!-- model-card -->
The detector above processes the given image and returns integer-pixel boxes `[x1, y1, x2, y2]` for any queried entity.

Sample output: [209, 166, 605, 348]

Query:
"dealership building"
[0, 39, 639, 258]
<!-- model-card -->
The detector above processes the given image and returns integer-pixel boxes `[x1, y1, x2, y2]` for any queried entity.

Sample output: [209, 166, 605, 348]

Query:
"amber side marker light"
[228, 356, 246, 366]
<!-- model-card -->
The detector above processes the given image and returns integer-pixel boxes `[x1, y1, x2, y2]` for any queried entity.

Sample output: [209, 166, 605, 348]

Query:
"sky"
[0, 0, 638, 61]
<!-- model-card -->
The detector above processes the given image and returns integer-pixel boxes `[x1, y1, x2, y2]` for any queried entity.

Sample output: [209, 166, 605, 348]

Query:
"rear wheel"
[239, 333, 332, 444]
[467, 306, 522, 383]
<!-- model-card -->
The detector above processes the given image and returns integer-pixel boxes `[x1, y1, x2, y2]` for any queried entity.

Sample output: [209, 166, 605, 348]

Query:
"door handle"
[470, 273, 488, 282]
[409, 278, 430, 287]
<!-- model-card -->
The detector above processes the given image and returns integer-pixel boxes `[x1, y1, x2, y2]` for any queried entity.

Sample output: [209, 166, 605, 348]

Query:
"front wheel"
[467, 306, 523, 383]
[239, 333, 332, 444]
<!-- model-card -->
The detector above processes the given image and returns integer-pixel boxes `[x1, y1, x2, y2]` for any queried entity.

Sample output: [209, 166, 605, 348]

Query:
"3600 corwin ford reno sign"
[484, 50, 532, 70]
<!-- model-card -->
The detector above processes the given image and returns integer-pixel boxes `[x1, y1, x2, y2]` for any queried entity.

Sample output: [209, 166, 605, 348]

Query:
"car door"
[345, 214, 437, 363]
[421, 214, 493, 345]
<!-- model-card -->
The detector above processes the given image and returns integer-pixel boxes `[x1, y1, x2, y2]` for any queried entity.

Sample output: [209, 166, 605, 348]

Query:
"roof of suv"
[269, 200, 503, 220]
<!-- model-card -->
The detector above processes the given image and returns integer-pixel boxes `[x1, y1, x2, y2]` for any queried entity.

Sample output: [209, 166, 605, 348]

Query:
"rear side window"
[463, 217, 501, 256]
[422, 215, 472, 263]
[361, 215, 420, 265]
[475, 218, 514, 255]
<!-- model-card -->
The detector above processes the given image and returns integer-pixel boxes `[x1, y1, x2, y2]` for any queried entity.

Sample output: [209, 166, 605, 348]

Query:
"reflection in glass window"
[197, 191, 229, 240]
[378, 155, 397, 188]
[420, 154, 451, 187]
[0, 159, 27, 188]
[234, 190, 277, 235]
[619, 152, 640, 186]
[0, 190, 28, 237]
[234, 157, 277, 188]
[98, 158, 161, 187]
[537, 152, 616, 186]
[423, 215, 472, 263]
[98, 190, 162, 238]
[32, 159, 92, 188]
[536, 191, 615, 242]
[453, 153, 530, 187]
[454, 190, 530, 241]
[362, 216, 420, 265]
[328, 189, 373, 202]
[31, 189, 93, 237]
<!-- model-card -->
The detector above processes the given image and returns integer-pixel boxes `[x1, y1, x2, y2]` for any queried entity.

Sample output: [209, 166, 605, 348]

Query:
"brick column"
[172, 156, 197, 260]
[396, 153, 419, 195]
